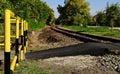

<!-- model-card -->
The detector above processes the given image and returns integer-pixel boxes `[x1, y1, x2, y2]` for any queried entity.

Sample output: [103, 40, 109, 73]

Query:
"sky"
[42, 0, 120, 18]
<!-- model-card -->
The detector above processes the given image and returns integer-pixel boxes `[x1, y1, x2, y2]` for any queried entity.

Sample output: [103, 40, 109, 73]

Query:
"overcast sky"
[42, 0, 120, 18]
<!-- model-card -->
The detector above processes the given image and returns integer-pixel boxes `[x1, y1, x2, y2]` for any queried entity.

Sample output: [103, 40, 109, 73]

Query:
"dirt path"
[28, 26, 82, 50]
[38, 55, 118, 74]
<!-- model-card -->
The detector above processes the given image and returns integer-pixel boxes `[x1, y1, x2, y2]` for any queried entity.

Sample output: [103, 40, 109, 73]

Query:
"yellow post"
[4, 9, 28, 74]
[26, 22, 28, 50]
[20, 19, 24, 61]
[21, 19, 24, 36]
[26, 22, 28, 30]
[16, 17, 20, 39]
[20, 50, 24, 61]
[15, 17, 20, 67]
[18, 45, 22, 51]
[4, 9, 11, 74]
[5, 9, 11, 52]
[23, 20, 27, 54]
[10, 56, 17, 71]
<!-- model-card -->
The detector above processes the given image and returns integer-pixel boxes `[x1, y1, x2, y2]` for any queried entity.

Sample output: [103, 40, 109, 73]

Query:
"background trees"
[0, 0, 13, 17]
[95, 3, 120, 27]
[0, 0, 55, 27]
[106, 3, 120, 27]
[1, 0, 120, 28]
[57, 0, 91, 26]
[95, 11, 106, 26]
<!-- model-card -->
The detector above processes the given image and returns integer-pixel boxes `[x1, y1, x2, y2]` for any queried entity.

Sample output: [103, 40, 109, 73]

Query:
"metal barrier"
[0, 9, 28, 74]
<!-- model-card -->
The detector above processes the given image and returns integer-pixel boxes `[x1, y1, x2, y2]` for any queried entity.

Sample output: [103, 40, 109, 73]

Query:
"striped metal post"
[23, 21, 27, 54]
[25, 22, 28, 52]
[4, 9, 28, 73]
[4, 9, 11, 74]
[20, 19, 24, 61]
[10, 17, 20, 73]
[15, 17, 20, 67]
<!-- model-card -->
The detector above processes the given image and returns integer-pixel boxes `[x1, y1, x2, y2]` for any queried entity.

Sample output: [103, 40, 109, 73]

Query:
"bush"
[28, 19, 45, 31]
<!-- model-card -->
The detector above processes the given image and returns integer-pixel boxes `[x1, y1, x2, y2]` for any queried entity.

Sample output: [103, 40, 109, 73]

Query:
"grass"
[14, 60, 61, 74]
[14, 60, 47, 74]
[28, 47, 44, 51]
[0, 57, 47, 74]
[0, 71, 4, 74]
[63, 25, 120, 38]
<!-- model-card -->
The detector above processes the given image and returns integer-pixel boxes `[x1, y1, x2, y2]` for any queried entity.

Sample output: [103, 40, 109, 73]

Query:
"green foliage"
[46, 11, 55, 25]
[96, 11, 106, 26]
[106, 3, 120, 27]
[95, 3, 120, 27]
[10, 0, 54, 21]
[0, 0, 13, 17]
[57, 0, 91, 26]
[64, 0, 69, 4]
[0, 0, 55, 30]
[28, 19, 45, 31]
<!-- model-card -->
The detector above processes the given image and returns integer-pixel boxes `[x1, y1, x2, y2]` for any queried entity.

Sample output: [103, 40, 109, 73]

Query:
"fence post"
[26, 22, 28, 51]
[10, 17, 20, 74]
[4, 9, 11, 74]
[4, 9, 28, 73]
[20, 19, 24, 61]
[15, 17, 20, 67]
[23, 20, 27, 54]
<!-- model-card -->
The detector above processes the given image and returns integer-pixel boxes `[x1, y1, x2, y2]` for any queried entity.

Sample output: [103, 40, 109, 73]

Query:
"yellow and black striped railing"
[0, 9, 28, 74]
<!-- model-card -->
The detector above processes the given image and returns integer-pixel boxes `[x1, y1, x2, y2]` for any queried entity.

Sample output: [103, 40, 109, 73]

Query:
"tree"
[7, 0, 55, 24]
[114, 11, 120, 27]
[57, 0, 90, 26]
[46, 11, 55, 25]
[106, 3, 120, 30]
[96, 11, 106, 26]
[64, 0, 69, 5]
[0, 0, 13, 17]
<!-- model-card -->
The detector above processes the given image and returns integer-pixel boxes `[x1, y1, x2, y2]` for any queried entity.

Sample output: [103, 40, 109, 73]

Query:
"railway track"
[51, 26, 120, 43]
[50, 26, 120, 54]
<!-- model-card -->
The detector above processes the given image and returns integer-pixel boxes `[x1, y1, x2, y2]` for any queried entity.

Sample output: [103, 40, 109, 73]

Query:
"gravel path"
[98, 55, 120, 73]
[38, 55, 119, 74]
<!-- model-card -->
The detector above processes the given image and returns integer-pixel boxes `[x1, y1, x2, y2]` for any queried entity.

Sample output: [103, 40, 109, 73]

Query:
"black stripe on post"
[15, 39, 19, 64]
[26, 30, 28, 41]
[24, 31, 26, 46]
[10, 70, 13, 74]
[20, 36, 24, 50]
[4, 52, 10, 74]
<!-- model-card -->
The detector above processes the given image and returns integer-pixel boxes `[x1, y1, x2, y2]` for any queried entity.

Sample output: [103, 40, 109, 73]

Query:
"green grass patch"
[0, 71, 4, 74]
[14, 60, 62, 74]
[63, 26, 120, 38]
[28, 47, 44, 51]
[14, 60, 47, 74]
[28, 19, 46, 31]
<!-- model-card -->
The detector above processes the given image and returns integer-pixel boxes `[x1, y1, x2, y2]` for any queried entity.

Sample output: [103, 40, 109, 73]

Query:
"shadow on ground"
[26, 42, 120, 60]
